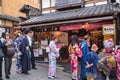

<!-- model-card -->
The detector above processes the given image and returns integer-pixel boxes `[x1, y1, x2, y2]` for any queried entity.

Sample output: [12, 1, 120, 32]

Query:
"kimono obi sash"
[68, 44, 82, 58]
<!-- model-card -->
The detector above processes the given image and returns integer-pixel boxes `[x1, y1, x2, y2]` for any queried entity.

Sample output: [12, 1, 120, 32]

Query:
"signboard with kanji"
[102, 24, 115, 35]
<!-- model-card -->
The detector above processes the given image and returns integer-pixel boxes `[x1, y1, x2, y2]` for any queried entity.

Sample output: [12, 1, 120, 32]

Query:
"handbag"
[6, 45, 15, 57]
[0, 49, 4, 58]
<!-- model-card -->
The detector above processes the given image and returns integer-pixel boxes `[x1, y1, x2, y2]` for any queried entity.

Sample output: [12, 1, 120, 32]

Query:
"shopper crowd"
[0, 29, 119, 80]
[68, 35, 119, 80]
[0, 29, 37, 80]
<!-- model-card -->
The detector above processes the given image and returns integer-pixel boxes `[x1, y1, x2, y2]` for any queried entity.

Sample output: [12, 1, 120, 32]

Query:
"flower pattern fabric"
[69, 44, 80, 80]
[14, 37, 22, 73]
[48, 41, 59, 78]
[114, 49, 120, 80]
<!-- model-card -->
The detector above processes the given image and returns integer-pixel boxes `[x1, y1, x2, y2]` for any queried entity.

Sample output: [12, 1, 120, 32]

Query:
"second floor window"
[116, 0, 120, 3]
[85, 0, 108, 7]
[42, 0, 56, 14]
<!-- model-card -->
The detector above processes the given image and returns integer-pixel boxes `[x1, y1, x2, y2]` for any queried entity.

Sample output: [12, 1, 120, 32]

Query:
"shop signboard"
[60, 24, 82, 31]
[102, 24, 115, 35]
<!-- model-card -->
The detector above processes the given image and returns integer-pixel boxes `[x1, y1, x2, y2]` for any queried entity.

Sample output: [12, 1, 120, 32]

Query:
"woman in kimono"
[68, 35, 82, 80]
[114, 46, 120, 80]
[14, 32, 23, 73]
[48, 36, 59, 79]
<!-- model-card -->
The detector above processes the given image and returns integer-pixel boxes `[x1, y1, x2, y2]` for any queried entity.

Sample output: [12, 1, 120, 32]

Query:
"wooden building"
[0, 0, 39, 36]
[20, 0, 120, 46]
[19, 0, 120, 61]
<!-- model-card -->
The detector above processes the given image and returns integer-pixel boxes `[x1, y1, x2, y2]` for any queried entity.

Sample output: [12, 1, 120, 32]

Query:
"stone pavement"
[2, 60, 71, 80]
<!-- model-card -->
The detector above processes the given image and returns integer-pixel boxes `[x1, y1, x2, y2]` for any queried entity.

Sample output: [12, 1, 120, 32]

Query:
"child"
[86, 44, 99, 80]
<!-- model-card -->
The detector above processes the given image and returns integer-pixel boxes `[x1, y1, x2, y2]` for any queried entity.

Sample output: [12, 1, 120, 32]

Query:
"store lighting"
[44, 28, 47, 31]
[82, 25, 85, 28]
[55, 27, 58, 31]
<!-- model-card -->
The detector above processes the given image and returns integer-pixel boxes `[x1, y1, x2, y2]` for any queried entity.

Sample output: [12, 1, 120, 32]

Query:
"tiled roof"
[0, 14, 20, 22]
[20, 3, 120, 26]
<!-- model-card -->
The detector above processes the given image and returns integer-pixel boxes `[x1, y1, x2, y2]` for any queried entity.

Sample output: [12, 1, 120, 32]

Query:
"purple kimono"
[20, 36, 31, 73]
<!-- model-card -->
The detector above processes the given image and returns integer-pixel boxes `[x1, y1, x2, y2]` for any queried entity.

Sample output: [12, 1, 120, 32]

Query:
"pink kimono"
[114, 49, 120, 80]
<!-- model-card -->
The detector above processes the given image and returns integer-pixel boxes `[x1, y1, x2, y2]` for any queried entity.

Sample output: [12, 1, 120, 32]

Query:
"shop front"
[30, 27, 69, 61]
[59, 20, 115, 50]
[19, 3, 120, 61]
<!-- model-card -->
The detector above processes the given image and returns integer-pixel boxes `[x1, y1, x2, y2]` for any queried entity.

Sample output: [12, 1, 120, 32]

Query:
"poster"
[33, 49, 39, 57]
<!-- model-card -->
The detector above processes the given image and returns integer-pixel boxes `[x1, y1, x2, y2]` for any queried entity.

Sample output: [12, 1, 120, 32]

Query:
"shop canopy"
[19, 3, 120, 28]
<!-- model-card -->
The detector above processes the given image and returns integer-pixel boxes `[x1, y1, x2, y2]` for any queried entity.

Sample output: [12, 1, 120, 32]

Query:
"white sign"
[103, 24, 115, 35]
[41, 40, 48, 46]
[0, 28, 5, 37]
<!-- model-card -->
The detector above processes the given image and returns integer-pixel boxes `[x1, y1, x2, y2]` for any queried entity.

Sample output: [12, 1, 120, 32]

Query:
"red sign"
[60, 24, 82, 31]
[60, 21, 113, 31]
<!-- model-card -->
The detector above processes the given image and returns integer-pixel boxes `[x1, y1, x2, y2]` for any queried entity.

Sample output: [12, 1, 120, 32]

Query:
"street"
[2, 60, 71, 80]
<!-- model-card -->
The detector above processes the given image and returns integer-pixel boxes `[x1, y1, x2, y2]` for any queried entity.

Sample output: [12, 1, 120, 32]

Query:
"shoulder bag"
[6, 45, 15, 57]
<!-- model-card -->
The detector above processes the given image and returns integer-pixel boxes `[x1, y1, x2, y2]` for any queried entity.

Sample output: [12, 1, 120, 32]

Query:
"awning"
[17, 16, 113, 29]
[20, 3, 120, 27]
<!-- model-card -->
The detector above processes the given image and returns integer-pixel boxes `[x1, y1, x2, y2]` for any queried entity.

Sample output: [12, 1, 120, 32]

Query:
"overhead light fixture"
[82, 25, 85, 28]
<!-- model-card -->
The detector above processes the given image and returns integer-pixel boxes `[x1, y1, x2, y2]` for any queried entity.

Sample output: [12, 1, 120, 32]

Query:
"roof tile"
[21, 3, 120, 25]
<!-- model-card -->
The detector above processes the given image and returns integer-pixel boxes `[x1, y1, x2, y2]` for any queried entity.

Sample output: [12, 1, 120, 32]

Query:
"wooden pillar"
[39, 0, 42, 15]
[115, 14, 120, 44]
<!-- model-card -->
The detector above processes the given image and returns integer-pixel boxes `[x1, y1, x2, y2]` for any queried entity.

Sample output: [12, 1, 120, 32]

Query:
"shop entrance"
[89, 29, 103, 50]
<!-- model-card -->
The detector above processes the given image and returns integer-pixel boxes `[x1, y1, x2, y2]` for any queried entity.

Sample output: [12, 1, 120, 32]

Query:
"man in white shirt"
[25, 30, 37, 70]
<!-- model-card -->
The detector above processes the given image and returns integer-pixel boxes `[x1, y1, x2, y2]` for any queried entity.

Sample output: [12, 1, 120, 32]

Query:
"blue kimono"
[20, 36, 31, 72]
[14, 37, 22, 73]
[79, 40, 89, 79]
[86, 52, 98, 75]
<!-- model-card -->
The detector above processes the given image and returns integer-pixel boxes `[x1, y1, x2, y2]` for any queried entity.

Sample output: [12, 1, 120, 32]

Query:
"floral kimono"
[68, 43, 82, 80]
[48, 41, 59, 78]
[14, 37, 22, 73]
[114, 49, 120, 80]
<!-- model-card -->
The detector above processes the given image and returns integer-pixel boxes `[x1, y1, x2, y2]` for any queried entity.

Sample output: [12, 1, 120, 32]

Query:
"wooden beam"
[42, 7, 55, 11]
[85, 0, 107, 4]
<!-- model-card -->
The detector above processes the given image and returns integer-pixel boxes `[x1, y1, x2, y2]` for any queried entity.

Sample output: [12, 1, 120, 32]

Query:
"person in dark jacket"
[0, 32, 6, 80]
[2, 33, 14, 79]
[19, 29, 33, 74]
[30, 39, 37, 70]
[0, 38, 3, 80]
[25, 30, 37, 70]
